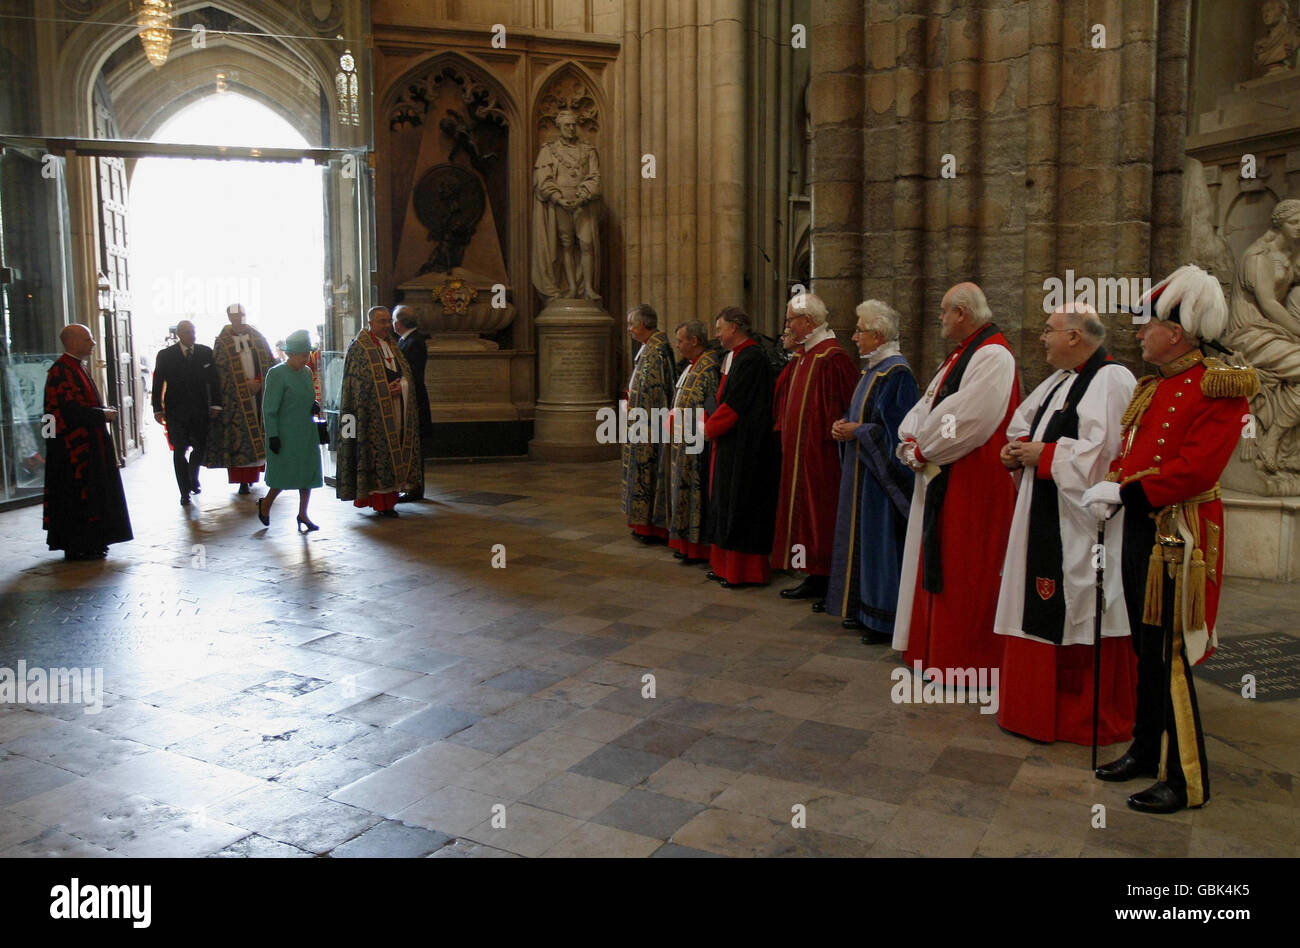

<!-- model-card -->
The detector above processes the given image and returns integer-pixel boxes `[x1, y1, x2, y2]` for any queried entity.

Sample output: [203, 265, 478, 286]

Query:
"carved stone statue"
[531, 110, 601, 301]
[1226, 198, 1300, 474]
[1255, 0, 1300, 75]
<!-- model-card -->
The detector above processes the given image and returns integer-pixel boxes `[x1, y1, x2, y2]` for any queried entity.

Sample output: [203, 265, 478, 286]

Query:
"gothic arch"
[56, 0, 349, 145]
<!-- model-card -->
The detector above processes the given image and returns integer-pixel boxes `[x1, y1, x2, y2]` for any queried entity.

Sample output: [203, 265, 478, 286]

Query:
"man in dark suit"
[393, 305, 432, 499]
[152, 319, 221, 506]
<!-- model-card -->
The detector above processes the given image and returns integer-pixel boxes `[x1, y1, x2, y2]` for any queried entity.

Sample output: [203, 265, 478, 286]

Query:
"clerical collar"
[801, 324, 836, 351]
[866, 340, 900, 369]
[398, 327, 415, 341]
[1157, 349, 1203, 378]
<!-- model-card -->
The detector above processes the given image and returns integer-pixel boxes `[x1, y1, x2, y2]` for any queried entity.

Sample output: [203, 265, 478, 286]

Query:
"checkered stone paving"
[0, 451, 1296, 857]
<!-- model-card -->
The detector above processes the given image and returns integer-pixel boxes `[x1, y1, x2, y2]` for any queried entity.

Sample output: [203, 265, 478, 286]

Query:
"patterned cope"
[665, 347, 722, 546]
[336, 330, 422, 502]
[205, 325, 275, 469]
[42, 354, 133, 552]
[621, 329, 677, 528]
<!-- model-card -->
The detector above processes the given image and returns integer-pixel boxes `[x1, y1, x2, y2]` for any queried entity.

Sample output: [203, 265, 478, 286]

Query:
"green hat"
[285, 330, 312, 354]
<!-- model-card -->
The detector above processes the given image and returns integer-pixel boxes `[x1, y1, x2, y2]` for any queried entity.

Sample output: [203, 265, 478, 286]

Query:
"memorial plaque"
[427, 357, 507, 404]
[542, 336, 605, 399]
[1193, 632, 1300, 702]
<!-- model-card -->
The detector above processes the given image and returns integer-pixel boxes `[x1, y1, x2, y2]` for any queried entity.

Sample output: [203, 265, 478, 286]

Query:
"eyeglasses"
[1041, 327, 1077, 335]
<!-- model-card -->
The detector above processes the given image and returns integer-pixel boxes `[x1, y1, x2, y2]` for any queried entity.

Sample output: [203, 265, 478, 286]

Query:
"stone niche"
[1185, 11, 1300, 580]
[383, 57, 533, 448]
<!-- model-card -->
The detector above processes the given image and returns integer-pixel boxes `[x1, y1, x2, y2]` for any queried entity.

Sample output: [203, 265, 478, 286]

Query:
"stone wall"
[810, 0, 1192, 387]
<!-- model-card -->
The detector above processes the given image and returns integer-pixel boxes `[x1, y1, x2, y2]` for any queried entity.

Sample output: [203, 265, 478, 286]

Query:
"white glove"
[896, 441, 919, 469]
[1081, 481, 1122, 521]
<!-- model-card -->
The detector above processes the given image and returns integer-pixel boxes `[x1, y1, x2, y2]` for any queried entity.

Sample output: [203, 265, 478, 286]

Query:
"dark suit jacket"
[151, 343, 220, 421]
[398, 330, 433, 434]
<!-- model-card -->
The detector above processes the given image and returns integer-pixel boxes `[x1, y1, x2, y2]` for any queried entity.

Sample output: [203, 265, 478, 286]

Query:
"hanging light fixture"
[135, 0, 173, 70]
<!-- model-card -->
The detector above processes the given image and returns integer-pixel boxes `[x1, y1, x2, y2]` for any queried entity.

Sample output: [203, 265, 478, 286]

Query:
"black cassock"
[705, 342, 780, 555]
[43, 353, 133, 555]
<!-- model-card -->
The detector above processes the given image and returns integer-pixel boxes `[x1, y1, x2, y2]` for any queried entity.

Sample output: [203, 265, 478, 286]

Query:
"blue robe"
[825, 354, 920, 633]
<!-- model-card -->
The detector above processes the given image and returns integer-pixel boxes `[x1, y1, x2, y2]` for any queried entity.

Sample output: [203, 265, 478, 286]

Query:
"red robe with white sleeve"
[892, 325, 1020, 672]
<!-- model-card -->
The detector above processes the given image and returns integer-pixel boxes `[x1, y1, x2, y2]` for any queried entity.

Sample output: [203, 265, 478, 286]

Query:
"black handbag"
[316, 420, 330, 445]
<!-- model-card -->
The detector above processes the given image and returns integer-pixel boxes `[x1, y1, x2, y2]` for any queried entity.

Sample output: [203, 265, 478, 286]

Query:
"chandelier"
[135, 0, 173, 70]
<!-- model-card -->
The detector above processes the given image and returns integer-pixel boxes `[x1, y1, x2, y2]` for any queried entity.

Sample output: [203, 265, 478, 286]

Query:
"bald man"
[43, 325, 133, 559]
[151, 320, 221, 506]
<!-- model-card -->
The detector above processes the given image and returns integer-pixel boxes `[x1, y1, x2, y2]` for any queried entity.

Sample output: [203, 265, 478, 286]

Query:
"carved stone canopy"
[390, 64, 508, 133]
[536, 72, 599, 137]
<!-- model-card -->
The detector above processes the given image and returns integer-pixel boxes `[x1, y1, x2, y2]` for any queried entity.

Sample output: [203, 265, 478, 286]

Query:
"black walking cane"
[1092, 521, 1105, 772]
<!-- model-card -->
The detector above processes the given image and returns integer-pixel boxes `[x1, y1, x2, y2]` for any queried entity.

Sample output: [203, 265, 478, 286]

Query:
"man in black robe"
[393, 305, 433, 478]
[703, 307, 781, 587]
[43, 324, 133, 560]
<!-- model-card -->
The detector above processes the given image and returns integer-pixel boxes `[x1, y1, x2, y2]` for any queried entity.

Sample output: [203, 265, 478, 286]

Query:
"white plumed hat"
[1139, 264, 1229, 343]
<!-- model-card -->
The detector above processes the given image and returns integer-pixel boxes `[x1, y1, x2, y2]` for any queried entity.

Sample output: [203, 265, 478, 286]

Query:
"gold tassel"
[1143, 544, 1164, 627]
[1201, 358, 1260, 399]
[1188, 550, 1207, 632]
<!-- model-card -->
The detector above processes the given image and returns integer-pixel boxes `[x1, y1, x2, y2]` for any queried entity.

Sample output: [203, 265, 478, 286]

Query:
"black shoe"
[180, 493, 191, 507]
[811, 599, 826, 613]
[297, 515, 320, 533]
[631, 532, 664, 545]
[379, 508, 400, 518]
[705, 571, 724, 583]
[780, 577, 825, 600]
[860, 630, 891, 645]
[256, 497, 270, 527]
[1095, 752, 1158, 783]
[1127, 781, 1189, 814]
[842, 617, 867, 630]
[238, 483, 251, 495]
[191, 484, 201, 495]
[672, 551, 685, 560]
[396, 492, 423, 504]
[681, 557, 707, 566]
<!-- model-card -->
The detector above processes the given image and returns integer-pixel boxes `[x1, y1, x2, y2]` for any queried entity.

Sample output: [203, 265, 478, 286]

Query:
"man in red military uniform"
[770, 293, 860, 607]
[1083, 265, 1256, 814]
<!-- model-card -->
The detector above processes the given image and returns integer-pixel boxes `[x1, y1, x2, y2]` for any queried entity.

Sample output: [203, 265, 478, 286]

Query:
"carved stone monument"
[387, 64, 532, 435]
[1216, 200, 1300, 580]
[1256, 0, 1300, 76]
[528, 74, 617, 461]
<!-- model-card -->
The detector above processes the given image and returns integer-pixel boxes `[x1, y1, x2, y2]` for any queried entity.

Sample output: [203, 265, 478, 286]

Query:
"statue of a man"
[532, 110, 601, 301]
[1255, 0, 1300, 75]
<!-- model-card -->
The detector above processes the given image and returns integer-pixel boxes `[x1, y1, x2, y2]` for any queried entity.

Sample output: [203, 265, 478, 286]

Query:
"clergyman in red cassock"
[894, 282, 1021, 675]
[769, 293, 860, 606]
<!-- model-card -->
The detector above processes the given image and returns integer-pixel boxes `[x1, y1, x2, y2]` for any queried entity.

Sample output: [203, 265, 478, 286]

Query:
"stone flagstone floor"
[0, 444, 1296, 858]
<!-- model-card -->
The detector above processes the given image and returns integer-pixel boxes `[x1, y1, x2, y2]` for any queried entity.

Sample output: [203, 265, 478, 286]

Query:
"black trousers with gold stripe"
[1120, 512, 1211, 806]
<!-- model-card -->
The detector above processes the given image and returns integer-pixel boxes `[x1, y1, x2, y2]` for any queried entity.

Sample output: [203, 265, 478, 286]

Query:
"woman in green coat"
[258, 330, 323, 532]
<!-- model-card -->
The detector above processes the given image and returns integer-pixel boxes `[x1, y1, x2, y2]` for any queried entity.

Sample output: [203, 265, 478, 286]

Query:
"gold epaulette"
[1201, 357, 1259, 399]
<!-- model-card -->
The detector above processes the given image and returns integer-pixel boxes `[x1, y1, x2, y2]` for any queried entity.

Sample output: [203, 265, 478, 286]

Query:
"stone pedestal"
[529, 298, 618, 461]
[1223, 488, 1300, 581]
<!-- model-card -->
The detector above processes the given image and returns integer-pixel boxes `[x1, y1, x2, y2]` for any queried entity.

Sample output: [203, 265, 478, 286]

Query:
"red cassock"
[894, 326, 1021, 672]
[770, 336, 860, 574]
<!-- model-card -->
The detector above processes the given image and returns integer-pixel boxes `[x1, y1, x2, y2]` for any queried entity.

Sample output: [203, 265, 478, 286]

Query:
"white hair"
[788, 292, 829, 326]
[854, 300, 900, 342]
[947, 284, 992, 324]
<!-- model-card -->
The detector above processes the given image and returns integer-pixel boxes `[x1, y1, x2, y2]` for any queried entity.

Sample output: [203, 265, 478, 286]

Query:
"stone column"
[530, 299, 619, 461]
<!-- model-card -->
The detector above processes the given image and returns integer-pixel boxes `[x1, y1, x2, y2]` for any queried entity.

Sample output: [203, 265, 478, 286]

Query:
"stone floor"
[0, 444, 1296, 858]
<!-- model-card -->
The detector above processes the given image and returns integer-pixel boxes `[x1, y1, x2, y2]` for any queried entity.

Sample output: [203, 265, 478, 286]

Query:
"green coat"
[263, 362, 322, 489]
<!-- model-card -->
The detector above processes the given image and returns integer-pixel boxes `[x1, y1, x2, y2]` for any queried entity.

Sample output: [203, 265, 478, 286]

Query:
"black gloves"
[269, 436, 281, 454]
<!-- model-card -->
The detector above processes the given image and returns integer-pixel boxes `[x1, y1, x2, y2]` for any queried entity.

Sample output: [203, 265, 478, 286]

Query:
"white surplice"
[994, 360, 1137, 646]
[892, 343, 1017, 652]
